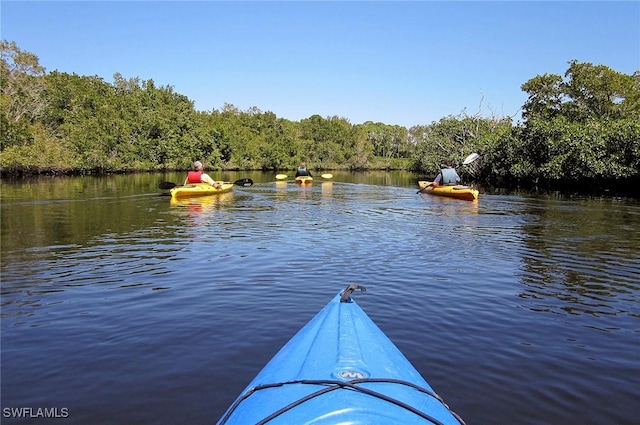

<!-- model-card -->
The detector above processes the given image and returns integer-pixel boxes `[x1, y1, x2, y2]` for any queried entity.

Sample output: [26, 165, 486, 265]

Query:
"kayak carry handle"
[340, 283, 367, 303]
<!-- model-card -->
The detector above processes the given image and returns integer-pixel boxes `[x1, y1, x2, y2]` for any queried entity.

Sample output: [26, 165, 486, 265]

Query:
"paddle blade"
[462, 153, 480, 165]
[275, 174, 288, 180]
[158, 182, 178, 190]
[320, 173, 333, 179]
[233, 178, 254, 187]
[416, 182, 434, 194]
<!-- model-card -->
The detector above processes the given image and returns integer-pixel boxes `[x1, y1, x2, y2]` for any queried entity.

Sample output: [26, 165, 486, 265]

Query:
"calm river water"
[1, 171, 639, 425]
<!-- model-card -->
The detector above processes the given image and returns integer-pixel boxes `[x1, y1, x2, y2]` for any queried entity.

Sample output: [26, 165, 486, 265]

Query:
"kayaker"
[295, 162, 313, 178]
[432, 161, 461, 187]
[185, 161, 221, 188]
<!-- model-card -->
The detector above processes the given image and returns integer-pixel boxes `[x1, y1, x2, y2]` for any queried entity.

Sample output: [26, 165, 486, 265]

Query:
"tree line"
[1, 40, 639, 193]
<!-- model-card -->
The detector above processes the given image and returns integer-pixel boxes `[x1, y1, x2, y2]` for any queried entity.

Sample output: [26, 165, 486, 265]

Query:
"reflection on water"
[169, 191, 235, 213]
[516, 197, 640, 319]
[321, 181, 333, 196]
[1, 173, 639, 425]
[418, 191, 480, 215]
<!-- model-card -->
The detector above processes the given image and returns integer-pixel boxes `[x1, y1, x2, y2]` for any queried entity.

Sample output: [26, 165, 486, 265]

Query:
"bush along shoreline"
[2, 41, 639, 197]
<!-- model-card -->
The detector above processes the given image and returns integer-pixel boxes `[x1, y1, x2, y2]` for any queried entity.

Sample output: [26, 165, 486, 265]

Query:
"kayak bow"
[295, 176, 313, 185]
[218, 284, 465, 425]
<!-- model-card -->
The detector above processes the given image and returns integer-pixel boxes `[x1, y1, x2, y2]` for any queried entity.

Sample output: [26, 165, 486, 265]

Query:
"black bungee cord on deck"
[218, 378, 466, 425]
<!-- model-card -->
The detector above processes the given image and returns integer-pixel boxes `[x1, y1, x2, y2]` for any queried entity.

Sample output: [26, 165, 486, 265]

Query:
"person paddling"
[417, 153, 479, 194]
[418, 160, 461, 193]
[185, 161, 221, 188]
[295, 162, 313, 178]
[432, 160, 461, 187]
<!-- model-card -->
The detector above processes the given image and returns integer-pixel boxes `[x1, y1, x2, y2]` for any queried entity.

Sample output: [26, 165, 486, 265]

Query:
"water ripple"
[2, 179, 639, 425]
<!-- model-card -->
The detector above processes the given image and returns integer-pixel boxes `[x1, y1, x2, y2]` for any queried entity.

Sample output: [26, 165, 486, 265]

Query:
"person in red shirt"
[185, 161, 221, 188]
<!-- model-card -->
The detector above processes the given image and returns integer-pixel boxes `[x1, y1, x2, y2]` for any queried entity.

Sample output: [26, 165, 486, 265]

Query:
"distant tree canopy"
[2, 40, 639, 193]
[509, 60, 640, 186]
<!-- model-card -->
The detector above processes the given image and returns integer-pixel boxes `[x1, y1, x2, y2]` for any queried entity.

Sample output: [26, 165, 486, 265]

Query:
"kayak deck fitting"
[217, 284, 465, 425]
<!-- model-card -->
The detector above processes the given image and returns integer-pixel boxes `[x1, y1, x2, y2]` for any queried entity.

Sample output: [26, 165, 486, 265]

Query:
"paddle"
[276, 173, 333, 180]
[462, 152, 480, 166]
[417, 153, 479, 194]
[158, 178, 253, 190]
[416, 182, 435, 194]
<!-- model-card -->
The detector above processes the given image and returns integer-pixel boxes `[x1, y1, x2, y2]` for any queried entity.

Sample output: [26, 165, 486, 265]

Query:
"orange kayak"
[418, 181, 479, 201]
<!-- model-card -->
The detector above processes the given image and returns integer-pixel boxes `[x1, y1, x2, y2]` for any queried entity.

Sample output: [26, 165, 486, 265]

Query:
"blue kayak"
[217, 284, 465, 424]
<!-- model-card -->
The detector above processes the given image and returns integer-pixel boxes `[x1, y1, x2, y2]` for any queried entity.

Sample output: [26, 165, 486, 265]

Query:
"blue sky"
[2, 1, 639, 128]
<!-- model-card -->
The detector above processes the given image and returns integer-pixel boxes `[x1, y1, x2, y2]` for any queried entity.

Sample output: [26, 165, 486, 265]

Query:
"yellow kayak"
[295, 176, 313, 185]
[418, 181, 479, 201]
[170, 182, 234, 198]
